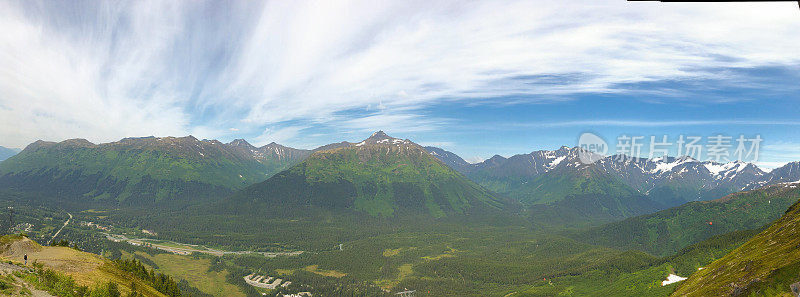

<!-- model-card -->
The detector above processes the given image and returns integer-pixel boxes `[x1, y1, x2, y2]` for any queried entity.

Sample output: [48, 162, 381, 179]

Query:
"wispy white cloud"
[1, 0, 799, 147]
[252, 125, 310, 147]
[417, 141, 456, 148]
[499, 120, 800, 129]
[0, 1, 193, 147]
[336, 112, 449, 135]
[756, 162, 793, 171]
[760, 142, 800, 163]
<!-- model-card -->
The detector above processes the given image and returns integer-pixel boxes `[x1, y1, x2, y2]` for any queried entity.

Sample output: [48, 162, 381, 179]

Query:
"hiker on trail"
[24, 254, 27, 265]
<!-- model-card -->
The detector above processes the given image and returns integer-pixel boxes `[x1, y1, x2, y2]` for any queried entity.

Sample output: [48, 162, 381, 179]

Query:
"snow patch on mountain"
[704, 163, 727, 176]
[547, 156, 566, 169]
[661, 274, 687, 286]
[651, 158, 691, 173]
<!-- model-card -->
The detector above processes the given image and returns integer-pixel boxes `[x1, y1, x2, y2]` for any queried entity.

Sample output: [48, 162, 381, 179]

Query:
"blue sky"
[1, 0, 799, 168]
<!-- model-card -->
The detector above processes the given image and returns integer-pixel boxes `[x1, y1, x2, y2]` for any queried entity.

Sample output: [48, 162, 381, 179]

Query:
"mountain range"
[426, 146, 799, 209]
[222, 131, 507, 218]
[0, 145, 20, 162]
[0, 136, 309, 206]
[2, 131, 799, 223]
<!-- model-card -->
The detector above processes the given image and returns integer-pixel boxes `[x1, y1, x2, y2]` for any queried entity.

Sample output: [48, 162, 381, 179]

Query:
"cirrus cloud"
[1, 0, 798, 148]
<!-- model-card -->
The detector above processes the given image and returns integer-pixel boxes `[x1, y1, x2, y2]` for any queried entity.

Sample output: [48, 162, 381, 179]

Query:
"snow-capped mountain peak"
[353, 131, 415, 150]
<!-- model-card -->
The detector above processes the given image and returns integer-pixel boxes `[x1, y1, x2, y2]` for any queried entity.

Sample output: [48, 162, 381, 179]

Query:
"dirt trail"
[0, 259, 53, 296]
[28, 287, 57, 297]
[0, 261, 30, 274]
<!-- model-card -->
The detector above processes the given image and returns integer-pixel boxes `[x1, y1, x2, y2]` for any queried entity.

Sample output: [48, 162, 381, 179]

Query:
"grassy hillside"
[0, 234, 168, 296]
[227, 136, 507, 218]
[512, 228, 758, 296]
[518, 166, 661, 227]
[583, 184, 800, 256]
[672, 183, 800, 296]
[118, 250, 246, 297]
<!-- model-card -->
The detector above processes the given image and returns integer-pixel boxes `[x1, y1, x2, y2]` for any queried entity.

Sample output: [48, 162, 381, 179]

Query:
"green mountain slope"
[584, 184, 800, 256]
[672, 183, 800, 297]
[464, 154, 549, 195]
[515, 228, 760, 297]
[515, 154, 662, 226]
[527, 192, 661, 227]
[0, 136, 309, 207]
[224, 131, 507, 218]
[512, 164, 641, 205]
[422, 147, 662, 226]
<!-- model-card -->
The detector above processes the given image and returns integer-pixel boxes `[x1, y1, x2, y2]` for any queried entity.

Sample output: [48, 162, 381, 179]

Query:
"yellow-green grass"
[304, 265, 347, 278]
[514, 263, 679, 297]
[1, 235, 165, 297]
[277, 265, 347, 278]
[421, 253, 456, 261]
[139, 239, 206, 251]
[121, 250, 245, 297]
[382, 247, 417, 257]
[421, 246, 458, 260]
[80, 209, 108, 213]
[375, 263, 414, 290]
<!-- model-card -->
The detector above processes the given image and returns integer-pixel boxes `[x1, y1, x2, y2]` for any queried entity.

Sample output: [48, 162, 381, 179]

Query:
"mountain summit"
[228, 138, 255, 149]
[366, 130, 391, 140]
[353, 130, 413, 148]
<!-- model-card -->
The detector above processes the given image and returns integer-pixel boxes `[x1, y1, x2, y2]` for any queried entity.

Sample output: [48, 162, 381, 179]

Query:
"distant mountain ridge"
[0, 145, 20, 161]
[423, 146, 472, 173]
[0, 136, 310, 207]
[425, 146, 796, 208]
[226, 138, 312, 164]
